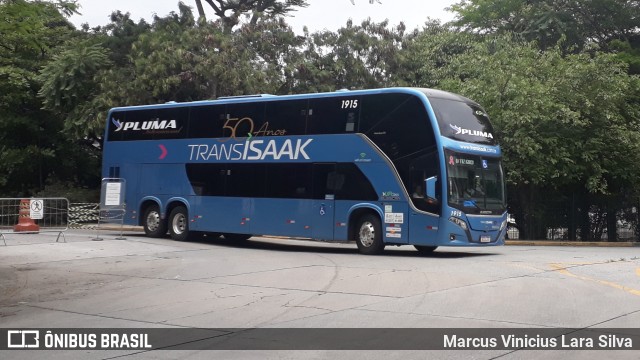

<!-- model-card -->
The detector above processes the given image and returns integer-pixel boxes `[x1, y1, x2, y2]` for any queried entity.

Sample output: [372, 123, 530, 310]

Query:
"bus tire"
[168, 206, 190, 241]
[355, 214, 385, 255]
[414, 245, 438, 254]
[143, 204, 166, 238]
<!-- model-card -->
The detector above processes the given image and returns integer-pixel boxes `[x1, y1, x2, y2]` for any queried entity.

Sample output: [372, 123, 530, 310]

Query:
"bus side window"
[307, 97, 360, 134]
[326, 172, 345, 193]
[312, 164, 336, 200]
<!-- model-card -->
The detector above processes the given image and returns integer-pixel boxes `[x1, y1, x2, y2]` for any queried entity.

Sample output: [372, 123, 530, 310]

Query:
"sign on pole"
[30, 199, 44, 220]
[104, 182, 123, 206]
[95, 178, 127, 241]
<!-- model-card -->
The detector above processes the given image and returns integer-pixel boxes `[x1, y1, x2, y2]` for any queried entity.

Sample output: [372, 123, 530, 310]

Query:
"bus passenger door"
[311, 163, 336, 240]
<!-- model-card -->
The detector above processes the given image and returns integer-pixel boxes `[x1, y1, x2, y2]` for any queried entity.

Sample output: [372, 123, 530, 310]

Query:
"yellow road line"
[551, 263, 640, 297]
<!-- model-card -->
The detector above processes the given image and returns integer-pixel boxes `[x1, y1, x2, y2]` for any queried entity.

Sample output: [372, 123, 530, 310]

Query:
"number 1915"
[341, 99, 358, 109]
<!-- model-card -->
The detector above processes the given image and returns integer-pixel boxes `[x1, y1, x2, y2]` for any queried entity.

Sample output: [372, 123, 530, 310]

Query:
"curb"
[506, 240, 639, 247]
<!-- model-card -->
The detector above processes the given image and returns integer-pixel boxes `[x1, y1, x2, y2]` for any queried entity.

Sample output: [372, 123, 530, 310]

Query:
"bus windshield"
[430, 97, 496, 146]
[445, 150, 506, 215]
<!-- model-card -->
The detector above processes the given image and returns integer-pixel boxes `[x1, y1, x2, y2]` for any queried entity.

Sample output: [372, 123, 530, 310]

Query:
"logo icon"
[7, 330, 40, 348]
[158, 144, 168, 160]
[449, 124, 493, 139]
[112, 118, 123, 131]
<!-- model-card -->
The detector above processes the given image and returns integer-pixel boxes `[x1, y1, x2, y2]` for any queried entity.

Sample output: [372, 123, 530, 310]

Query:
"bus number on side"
[341, 99, 358, 109]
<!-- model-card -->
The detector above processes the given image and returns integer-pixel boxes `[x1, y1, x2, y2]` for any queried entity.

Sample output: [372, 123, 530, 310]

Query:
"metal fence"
[506, 205, 639, 242]
[68, 203, 100, 229]
[0, 198, 69, 244]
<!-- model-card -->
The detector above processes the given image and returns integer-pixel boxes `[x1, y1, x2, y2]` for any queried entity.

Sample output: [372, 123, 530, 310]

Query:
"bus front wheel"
[355, 214, 385, 255]
[143, 204, 166, 238]
[168, 206, 190, 241]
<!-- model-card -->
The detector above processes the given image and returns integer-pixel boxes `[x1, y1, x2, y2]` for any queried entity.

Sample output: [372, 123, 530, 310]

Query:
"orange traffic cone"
[14, 199, 40, 232]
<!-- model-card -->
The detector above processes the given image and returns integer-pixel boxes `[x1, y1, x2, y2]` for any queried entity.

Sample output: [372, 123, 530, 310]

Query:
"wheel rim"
[359, 221, 376, 247]
[172, 213, 187, 235]
[146, 211, 160, 232]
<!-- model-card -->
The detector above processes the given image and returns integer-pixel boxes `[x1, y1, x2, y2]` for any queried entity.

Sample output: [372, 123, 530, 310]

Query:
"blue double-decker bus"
[102, 87, 507, 254]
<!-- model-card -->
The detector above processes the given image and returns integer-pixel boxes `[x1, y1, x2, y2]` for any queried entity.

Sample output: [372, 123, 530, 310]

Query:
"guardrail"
[0, 198, 69, 245]
[68, 203, 100, 229]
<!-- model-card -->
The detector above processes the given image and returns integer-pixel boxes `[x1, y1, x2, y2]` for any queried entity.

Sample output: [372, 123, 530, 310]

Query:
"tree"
[407, 32, 640, 239]
[234, 18, 306, 94]
[293, 19, 413, 92]
[194, 0, 308, 32]
[449, 0, 640, 52]
[38, 42, 112, 141]
[0, 0, 99, 197]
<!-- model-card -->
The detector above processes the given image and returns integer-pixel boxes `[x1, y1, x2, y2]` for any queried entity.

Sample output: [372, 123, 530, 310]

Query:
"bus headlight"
[449, 217, 468, 231]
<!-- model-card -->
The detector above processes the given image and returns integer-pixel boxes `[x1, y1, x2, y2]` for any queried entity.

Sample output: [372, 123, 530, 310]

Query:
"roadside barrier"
[0, 198, 68, 245]
[93, 178, 127, 241]
[68, 203, 100, 229]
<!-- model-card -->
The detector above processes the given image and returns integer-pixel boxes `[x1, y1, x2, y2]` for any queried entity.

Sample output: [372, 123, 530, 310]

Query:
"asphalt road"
[1, 230, 639, 359]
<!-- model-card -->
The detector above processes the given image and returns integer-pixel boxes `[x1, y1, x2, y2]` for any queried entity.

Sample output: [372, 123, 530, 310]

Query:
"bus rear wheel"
[168, 206, 190, 241]
[355, 214, 385, 255]
[414, 245, 438, 254]
[143, 204, 166, 238]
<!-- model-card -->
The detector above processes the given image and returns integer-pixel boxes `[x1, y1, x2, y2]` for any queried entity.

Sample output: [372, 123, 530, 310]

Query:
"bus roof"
[107, 87, 480, 112]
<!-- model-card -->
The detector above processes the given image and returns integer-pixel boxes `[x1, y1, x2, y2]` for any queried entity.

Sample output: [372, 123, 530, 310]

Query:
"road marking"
[551, 263, 640, 297]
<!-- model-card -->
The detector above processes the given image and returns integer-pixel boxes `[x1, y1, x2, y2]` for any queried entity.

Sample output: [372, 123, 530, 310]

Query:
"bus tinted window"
[224, 102, 265, 140]
[360, 93, 435, 160]
[266, 164, 313, 199]
[335, 163, 378, 201]
[188, 105, 226, 139]
[228, 163, 266, 198]
[430, 98, 496, 145]
[264, 99, 307, 136]
[186, 163, 377, 201]
[154, 107, 189, 140]
[108, 108, 188, 141]
[186, 163, 226, 196]
[307, 96, 360, 134]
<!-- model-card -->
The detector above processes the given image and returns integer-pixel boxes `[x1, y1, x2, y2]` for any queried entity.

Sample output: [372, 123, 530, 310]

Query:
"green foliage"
[196, 0, 309, 32]
[33, 180, 100, 202]
[450, 0, 640, 51]
[610, 38, 640, 74]
[38, 42, 111, 113]
[122, 3, 263, 100]
[0, 0, 99, 197]
[406, 29, 640, 239]
[294, 19, 414, 92]
[2, 0, 639, 240]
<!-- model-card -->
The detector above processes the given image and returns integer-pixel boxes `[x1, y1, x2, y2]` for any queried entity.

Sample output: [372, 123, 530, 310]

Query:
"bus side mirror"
[425, 176, 438, 204]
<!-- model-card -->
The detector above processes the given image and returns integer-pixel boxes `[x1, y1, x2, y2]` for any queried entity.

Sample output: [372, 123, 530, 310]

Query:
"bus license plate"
[480, 235, 491, 243]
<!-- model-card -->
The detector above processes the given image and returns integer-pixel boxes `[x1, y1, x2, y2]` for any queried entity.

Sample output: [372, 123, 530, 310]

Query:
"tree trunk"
[195, 0, 206, 21]
[606, 199, 618, 242]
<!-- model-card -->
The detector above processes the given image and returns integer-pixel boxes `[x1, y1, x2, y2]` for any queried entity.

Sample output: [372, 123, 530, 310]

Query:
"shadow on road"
[180, 233, 500, 259]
